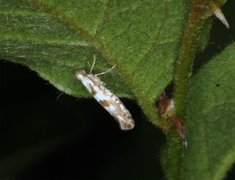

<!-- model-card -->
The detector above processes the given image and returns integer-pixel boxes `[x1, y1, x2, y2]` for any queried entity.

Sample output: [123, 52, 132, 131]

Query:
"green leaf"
[182, 42, 235, 180]
[0, 0, 186, 125]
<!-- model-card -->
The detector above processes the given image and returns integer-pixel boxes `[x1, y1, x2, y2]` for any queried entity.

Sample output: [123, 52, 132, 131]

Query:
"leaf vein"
[94, 0, 112, 35]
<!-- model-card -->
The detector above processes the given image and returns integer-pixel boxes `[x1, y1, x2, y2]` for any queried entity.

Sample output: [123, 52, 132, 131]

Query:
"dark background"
[1, 1, 235, 179]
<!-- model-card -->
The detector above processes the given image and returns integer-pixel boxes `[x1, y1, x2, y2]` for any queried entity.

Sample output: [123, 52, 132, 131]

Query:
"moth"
[76, 57, 135, 130]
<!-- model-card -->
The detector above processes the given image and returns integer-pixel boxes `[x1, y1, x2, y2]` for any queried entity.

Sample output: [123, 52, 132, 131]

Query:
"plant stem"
[174, 0, 211, 116]
[166, 0, 212, 179]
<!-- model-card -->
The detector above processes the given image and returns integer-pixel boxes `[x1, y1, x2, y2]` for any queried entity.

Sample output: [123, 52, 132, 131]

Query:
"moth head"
[76, 70, 86, 80]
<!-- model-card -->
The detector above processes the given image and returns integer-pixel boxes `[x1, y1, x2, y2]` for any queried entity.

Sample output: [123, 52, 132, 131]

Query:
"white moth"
[76, 57, 135, 130]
